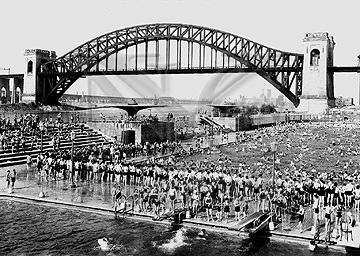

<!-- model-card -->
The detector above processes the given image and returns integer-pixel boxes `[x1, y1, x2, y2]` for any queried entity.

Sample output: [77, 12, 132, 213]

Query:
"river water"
[0, 200, 346, 256]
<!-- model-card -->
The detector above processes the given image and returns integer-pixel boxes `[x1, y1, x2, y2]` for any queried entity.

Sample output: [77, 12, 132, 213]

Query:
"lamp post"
[270, 141, 278, 189]
[38, 122, 45, 198]
[38, 169, 45, 198]
[38, 122, 46, 197]
[39, 122, 44, 153]
[174, 117, 177, 143]
[70, 131, 76, 188]
[268, 141, 278, 231]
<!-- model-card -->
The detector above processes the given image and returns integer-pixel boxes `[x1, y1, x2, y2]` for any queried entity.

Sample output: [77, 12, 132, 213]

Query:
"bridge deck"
[329, 66, 360, 72]
[0, 74, 24, 79]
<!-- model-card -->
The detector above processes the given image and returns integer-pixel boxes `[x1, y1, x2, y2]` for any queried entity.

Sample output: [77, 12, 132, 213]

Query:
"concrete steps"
[0, 133, 104, 156]
[0, 125, 111, 168]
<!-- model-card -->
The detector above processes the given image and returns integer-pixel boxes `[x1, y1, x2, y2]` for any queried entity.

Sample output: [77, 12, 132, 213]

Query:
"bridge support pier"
[23, 49, 56, 104]
[296, 98, 330, 114]
[10, 78, 15, 104]
[296, 33, 335, 114]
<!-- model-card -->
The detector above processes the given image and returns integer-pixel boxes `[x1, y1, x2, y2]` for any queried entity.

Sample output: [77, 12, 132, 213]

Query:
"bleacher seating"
[0, 124, 110, 167]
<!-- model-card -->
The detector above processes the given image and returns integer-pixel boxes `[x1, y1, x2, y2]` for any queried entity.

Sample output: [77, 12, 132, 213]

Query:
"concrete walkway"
[1, 130, 359, 252]
[2, 165, 359, 254]
[0, 164, 311, 236]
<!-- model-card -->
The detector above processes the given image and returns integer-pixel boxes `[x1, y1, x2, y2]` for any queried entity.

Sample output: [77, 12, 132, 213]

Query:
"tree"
[260, 104, 277, 114]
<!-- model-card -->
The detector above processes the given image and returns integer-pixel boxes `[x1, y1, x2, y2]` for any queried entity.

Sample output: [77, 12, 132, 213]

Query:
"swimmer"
[197, 229, 208, 240]
[95, 237, 124, 252]
[97, 237, 112, 251]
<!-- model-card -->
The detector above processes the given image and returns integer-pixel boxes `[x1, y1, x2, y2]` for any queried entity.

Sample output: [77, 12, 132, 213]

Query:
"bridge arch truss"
[40, 23, 303, 105]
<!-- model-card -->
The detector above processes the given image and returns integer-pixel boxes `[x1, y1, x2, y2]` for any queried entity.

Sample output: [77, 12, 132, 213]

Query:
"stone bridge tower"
[297, 32, 335, 113]
[23, 49, 56, 103]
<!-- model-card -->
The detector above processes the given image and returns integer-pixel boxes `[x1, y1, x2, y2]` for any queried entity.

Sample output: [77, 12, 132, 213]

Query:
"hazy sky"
[1, 0, 360, 103]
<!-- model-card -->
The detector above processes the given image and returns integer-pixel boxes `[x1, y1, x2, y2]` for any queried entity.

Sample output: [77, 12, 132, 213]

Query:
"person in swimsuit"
[133, 189, 140, 212]
[204, 192, 213, 222]
[354, 185, 360, 211]
[158, 188, 167, 215]
[312, 193, 320, 230]
[259, 189, 267, 212]
[234, 196, 242, 221]
[318, 179, 325, 209]
[215, 190, 224, 222]
[344, 182, 354, 208]
[223, 195, 230, 223]
[10, 169, 16, 190]
[297, 204, 305, 233]
[150, 187, 159, 214]
[243, 199, 249, 217]
[6, 170, 10, 191]
[112, 184, 120, 209]
[327, 180, 335, 207]
[191, 190, 200, 218]
[168, 185, 177, 212]
[335, 203, 344, 238]
[142, 188, 150, 212]
[323, 205, 333, 236]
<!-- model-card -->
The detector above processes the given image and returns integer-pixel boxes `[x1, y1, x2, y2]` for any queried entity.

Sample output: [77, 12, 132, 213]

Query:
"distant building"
[266, 89, 272, 102]
[335, 97, 354, 107]
[276, 95, 284, 106]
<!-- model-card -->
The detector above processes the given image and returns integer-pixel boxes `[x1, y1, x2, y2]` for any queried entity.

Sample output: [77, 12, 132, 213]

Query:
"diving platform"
[228, 211, 269, 232]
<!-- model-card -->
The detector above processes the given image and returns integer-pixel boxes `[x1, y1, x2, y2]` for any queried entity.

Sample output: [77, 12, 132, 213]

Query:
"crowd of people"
[0, 114, 39, 152]
[4, 112, 360, 240]
[100, 112, 164, 124]
[0, 113, 82, 153]
[108, 121, 360, 239]
[33, 138, 184, 184]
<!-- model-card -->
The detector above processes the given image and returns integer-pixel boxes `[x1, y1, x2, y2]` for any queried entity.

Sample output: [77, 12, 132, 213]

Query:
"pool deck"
[1, 125, 359, 255]
[0, 191, 309, 240]
[0, 170, 357, 253]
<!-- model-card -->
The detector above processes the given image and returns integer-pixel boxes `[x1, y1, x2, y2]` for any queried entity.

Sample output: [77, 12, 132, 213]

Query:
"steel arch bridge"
[39, 23, 304, 105]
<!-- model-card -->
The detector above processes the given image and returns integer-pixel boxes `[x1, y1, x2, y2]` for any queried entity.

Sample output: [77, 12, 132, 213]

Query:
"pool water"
[0, 200, 346, 256]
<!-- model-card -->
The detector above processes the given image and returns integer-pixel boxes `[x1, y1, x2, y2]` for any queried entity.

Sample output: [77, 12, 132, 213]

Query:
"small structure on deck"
[229, 211, 272, 235]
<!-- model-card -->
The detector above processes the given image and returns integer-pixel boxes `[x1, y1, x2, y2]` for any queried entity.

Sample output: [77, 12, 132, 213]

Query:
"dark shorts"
[224, 206, 230, 213]
[314, 208, 319, 214]
[254, 188, 259, 194]
[299, 215, 304, 222]
[235, 206, 240, 212]
[345, 191, 353, 196]
[325, 213, 331, 219]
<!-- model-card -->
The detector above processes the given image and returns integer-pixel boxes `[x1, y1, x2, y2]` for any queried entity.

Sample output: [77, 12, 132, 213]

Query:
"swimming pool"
[0, 200, 346, 256]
